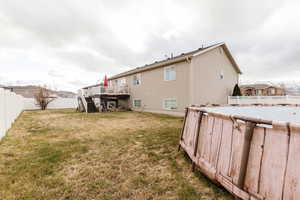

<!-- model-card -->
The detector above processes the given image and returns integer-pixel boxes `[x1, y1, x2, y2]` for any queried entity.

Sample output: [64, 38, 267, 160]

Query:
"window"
[133, 73, 141, 85]
[118, 78, 126, 86]
[164, 66, 176, 81]
[163, 98, 177, 110]
[270, 88, 276, 95]
[256, 89, 262, 95]
[133, 99, 141, 108]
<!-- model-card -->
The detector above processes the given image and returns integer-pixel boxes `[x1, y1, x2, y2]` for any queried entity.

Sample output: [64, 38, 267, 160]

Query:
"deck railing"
[83, 85, 130, 97]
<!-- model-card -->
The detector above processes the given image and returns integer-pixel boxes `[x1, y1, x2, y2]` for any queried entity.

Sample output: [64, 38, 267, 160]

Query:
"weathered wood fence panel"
[179, 106, 300, 200]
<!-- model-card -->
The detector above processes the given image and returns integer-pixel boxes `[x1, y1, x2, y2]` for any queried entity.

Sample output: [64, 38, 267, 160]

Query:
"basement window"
[133, 99, 141, 108]
[163, 98, 177, 110]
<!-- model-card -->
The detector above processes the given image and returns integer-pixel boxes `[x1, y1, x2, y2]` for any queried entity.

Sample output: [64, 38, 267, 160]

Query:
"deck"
[77, 85, 130, 112]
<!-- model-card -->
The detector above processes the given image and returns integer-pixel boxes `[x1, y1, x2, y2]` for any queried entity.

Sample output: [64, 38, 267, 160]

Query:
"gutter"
[108, 55, 193, 80]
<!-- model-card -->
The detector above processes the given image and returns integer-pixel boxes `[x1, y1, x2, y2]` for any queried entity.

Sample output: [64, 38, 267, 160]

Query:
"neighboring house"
[240, 84, 285, 96]
[0, 86, 13, 92]
[106, 43, 241, 115]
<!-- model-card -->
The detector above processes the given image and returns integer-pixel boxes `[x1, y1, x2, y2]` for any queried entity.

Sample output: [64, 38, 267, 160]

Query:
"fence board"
[0, 88, 24, 140]
[244, 126, 265, 195]
[259, 123, 289, 200]
[179, 106, 300, 200]
[283, 124, 300, 199]
[230, 122, 247, 185]
[209, 117, 223, 169]
[180, 109, 200, 160]
[217, 118, 234, 179]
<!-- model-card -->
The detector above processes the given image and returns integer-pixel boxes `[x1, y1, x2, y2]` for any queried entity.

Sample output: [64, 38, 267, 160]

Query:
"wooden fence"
[179, 106, 300, 200]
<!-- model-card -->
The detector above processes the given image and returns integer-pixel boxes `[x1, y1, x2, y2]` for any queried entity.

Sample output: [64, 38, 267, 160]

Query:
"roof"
[82, 84, 101, 89]
[240, 84, 282, 90]
[108, 43, 241, 80]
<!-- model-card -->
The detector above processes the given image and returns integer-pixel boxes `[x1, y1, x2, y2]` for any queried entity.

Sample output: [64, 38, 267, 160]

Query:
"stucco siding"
[109, 45, 239, 114]
[126, 61, 190, 113]
[190, 47, 238, 105]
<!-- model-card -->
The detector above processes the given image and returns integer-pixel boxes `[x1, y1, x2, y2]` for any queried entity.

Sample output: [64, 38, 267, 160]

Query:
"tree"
[34, 86, 56, 110]
[232, 84, 242, 96]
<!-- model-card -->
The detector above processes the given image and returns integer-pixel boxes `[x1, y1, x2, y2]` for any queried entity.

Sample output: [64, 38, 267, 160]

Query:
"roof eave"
[192, 43, 242, 74]
[108, 56, 192, 80]
[108, 43, 242, 80]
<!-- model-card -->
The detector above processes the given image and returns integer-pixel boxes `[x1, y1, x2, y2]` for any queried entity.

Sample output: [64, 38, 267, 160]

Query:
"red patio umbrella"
[103, 75, 108, 88]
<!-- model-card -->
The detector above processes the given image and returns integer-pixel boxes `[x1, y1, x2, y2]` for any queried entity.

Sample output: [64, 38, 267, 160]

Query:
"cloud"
[0, 0, 299, 91]
[48, 70, 64, 78]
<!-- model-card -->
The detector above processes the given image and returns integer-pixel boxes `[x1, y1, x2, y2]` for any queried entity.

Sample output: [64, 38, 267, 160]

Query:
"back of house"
[108, 43, 241, 115]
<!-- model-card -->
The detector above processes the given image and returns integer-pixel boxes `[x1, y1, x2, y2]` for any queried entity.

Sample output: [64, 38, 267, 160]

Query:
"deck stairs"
[85, 97, 97, 112]
[77, 89, 97, 113]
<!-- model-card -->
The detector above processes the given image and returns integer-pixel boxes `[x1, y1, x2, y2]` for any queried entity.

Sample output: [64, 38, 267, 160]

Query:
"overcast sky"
[0, 0, 299, 91]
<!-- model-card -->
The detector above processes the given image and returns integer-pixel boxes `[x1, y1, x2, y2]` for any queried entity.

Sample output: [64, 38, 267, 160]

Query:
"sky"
[0, 0, 300, 92]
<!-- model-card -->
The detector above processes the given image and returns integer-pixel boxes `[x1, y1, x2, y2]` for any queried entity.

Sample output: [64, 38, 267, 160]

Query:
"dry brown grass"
[0, 109, 233, 200]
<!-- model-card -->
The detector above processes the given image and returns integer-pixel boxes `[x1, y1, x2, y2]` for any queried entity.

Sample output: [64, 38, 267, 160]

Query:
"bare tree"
[34, 86, 56, 110]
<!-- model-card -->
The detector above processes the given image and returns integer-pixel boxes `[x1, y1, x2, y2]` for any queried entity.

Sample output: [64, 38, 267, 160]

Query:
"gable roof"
[109, 43, 241, 80]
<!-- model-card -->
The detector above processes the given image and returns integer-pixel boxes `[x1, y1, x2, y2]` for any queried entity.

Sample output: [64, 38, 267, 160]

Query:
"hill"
[0, 85, 76, 98]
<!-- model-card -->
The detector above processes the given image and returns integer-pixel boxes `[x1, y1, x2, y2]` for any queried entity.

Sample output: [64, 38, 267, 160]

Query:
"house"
[240, 84, 285, 96]
[105, 43, 241, 115]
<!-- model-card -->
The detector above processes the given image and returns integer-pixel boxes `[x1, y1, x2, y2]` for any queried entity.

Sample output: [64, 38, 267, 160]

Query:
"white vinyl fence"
[0, 88, 24, 139]
[228, 95, 300, 105]
[23, 98, 77, 110]
[0, 88, 78, 140]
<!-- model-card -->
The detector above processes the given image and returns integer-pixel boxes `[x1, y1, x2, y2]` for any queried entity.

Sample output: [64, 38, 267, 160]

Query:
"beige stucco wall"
[124, 61, 190, 113]
[190, 47, 239, 105]
[110, 46, 239, 114]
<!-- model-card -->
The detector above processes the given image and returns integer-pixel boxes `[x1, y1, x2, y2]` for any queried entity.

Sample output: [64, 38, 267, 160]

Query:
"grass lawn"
[0, 109, 233, 200]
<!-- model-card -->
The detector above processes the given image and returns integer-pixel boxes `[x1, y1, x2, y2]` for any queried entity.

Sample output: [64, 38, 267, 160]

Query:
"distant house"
[0, 86, 13, 92]
[103, 43, 241, 115]
[240, 84, 285, 96]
